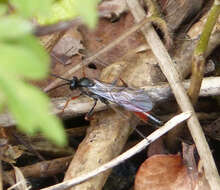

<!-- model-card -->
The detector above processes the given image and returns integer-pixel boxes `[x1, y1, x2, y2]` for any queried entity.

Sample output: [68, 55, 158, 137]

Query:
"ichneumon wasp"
[50, 74, 163, 126]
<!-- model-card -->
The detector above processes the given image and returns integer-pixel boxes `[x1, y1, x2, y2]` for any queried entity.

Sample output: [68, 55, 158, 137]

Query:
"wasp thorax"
[79, 78, 94, 87]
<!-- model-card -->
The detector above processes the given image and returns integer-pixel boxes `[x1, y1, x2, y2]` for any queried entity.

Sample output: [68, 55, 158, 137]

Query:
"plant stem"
[188, 1, 220, 104]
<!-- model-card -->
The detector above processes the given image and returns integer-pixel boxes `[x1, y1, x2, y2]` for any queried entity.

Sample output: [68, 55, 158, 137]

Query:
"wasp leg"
[85, 98, 98, 120]
[85, 96, 109, 120]
[119, 78, 128, 87]
[99, 97, 109, 105]
[112, 78, 128, 88]
[62, 94, 82, 114]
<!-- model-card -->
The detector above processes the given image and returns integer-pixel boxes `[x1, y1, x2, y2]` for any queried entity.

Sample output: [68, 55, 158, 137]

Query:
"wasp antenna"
[47, 82, 70, 93]
[50, 73, 71, 82]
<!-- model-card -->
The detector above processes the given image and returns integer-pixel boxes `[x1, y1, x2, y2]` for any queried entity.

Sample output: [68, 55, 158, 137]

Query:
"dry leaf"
[98, 0, 128, 19]
[135, 154, 192, 190]
[78, 13, 146, 65]
[0, 145, 23, 164]
[52, 28, 84, 65]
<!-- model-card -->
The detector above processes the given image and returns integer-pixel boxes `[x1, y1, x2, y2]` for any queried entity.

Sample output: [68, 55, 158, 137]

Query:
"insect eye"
[69, 77, 78, 90]
[69, 83, 76, 90]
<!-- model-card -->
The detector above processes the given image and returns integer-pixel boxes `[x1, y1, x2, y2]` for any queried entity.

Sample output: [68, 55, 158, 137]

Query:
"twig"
[126, 0, 220, 189]
[1, 76, 220, 127]
[41, 112, 191, 190]
[34, 18, 82, 36]
[143, 76, 220, 102]
[161, 112, 219, 122]
[3, 156, 73, 184]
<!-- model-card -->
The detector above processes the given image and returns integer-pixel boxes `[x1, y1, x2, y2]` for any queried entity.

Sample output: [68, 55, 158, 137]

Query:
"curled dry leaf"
[39, 32, 65, 52]
[0, 145, 23, 164]
[52, 28, 84, 65]
[135, 154, 210, 190]
[98, 0, 128, 19]
[135, 154, 191, 190]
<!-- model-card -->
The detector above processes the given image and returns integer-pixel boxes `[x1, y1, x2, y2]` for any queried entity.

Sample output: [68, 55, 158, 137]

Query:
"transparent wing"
[88, 80, 153, 112]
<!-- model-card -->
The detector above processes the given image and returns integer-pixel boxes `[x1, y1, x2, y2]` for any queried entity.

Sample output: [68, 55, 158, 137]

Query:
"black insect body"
[50, 74, 162, 125]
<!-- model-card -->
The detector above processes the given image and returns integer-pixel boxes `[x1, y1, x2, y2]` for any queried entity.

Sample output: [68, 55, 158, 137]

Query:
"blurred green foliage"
[0, 0, 99, 146]
[37, 0, 100, 28]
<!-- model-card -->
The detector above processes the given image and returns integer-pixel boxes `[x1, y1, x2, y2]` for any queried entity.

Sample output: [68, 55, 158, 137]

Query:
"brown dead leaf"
[135, 154, 210, 190]
[39, 32, 65, 52]
[135, 154, 191, 190]
[52, 28, 84, 65]
[147, 138, 167, 157]
[98, 0, 128, 19]
[78, 13, 146, 65]
[0, 145, 23, 164]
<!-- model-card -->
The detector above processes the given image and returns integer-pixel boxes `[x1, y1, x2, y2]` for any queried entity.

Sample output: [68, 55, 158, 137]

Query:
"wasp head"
[69, 77, 78, 90]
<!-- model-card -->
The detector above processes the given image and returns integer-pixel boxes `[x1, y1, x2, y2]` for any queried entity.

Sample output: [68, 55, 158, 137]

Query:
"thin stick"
[34, 18, 82, 36]
[4, 156, 73, 184]
[127, 0, 220, 189]
[41, 112, 191, 190]
[43, 17, 159, 92]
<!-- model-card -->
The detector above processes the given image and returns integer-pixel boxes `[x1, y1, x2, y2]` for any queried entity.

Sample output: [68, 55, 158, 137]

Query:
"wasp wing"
[88, 80, 153, 112]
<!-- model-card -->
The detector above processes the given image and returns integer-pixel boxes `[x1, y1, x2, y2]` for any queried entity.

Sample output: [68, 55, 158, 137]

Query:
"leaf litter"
[2, 0, 220, 189]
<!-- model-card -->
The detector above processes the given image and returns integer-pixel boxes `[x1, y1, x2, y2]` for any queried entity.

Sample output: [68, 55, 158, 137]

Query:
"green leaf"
[75, 0, 100, 28]
[10, 0, 54, 18]
[0, 3, 7, 16]
[0, 1, 8, 4]
[0, 72, 67, 146]
[0, 92, 6, 112]
[0, 35, 49, 79]
[0, 16, 32, 39]
[37, 0, 78, 24]
[0, 0, 67, 146]
[37, 0, 99, 28]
